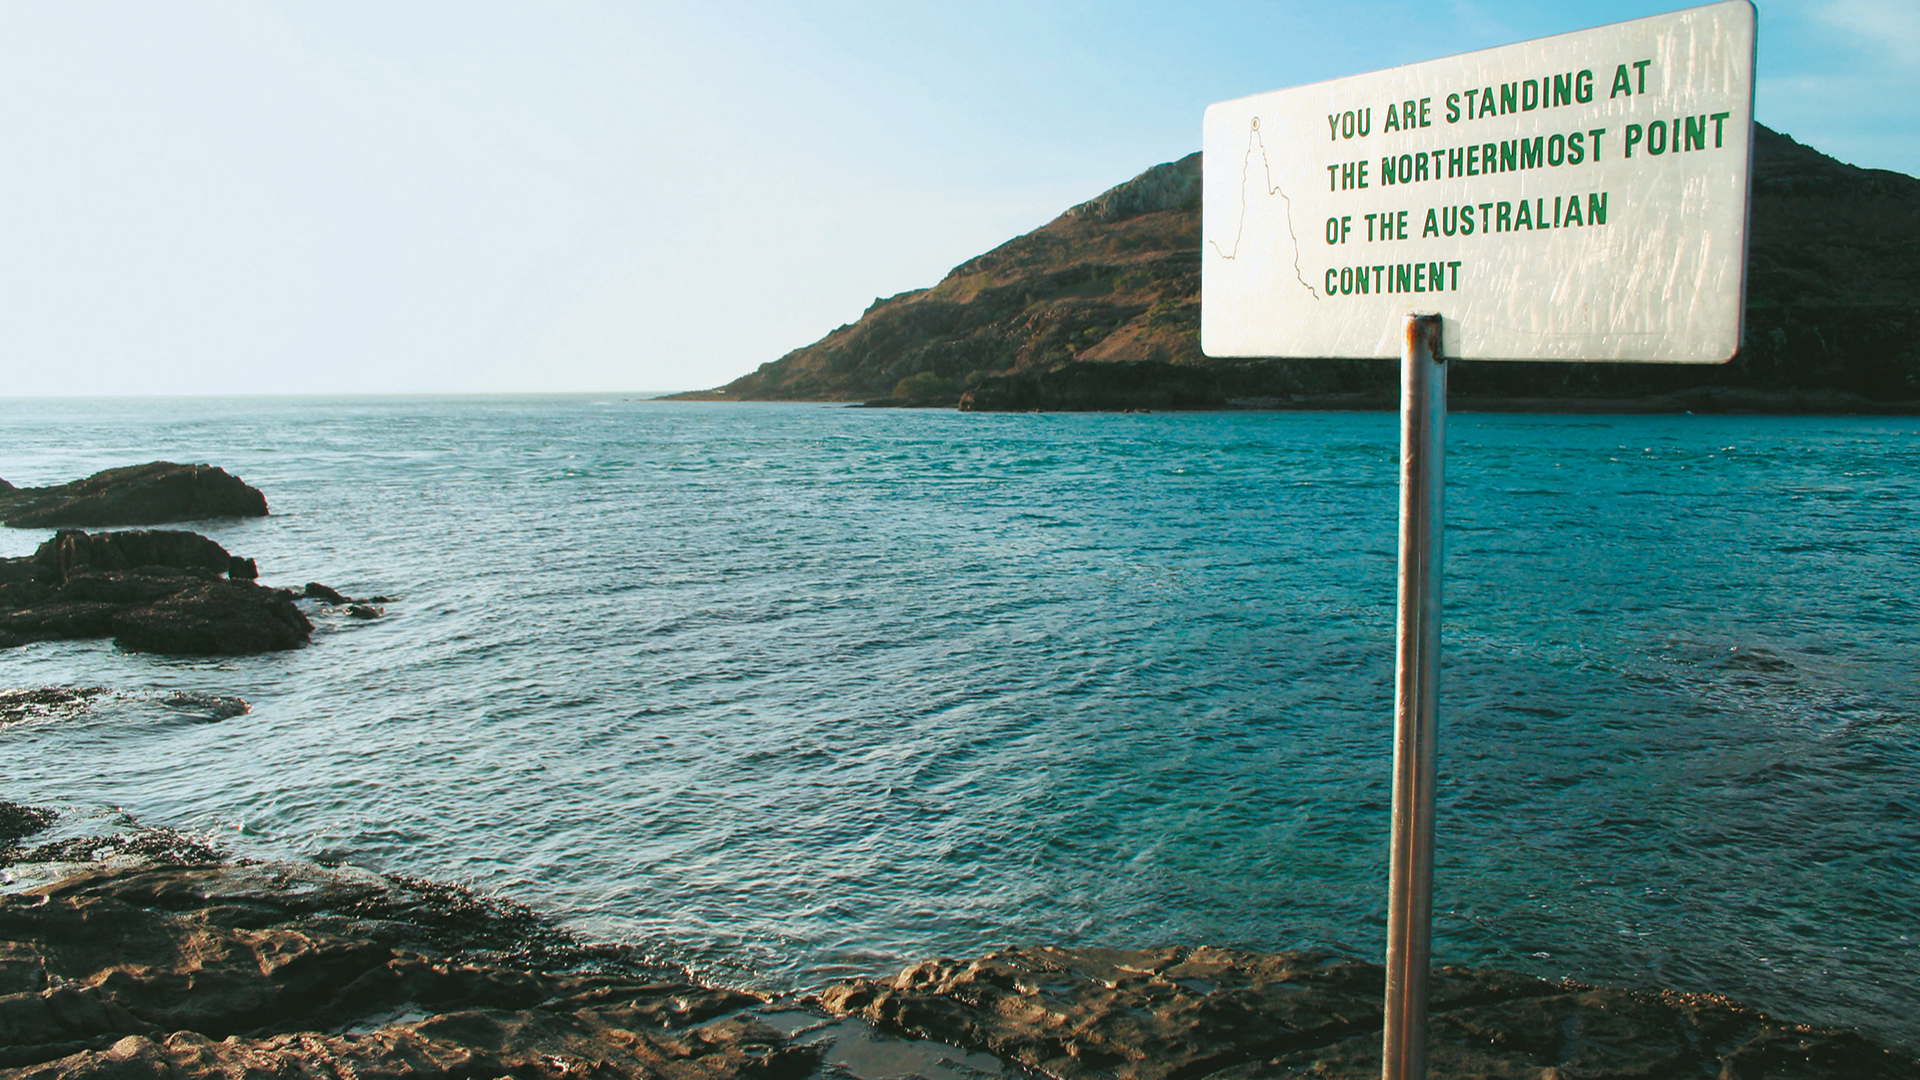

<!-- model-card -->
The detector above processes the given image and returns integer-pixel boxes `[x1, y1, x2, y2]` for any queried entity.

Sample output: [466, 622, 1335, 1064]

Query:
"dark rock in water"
[33, 530, 234, 583]
[3, 827, 225, 870]
[224, 556, 256, 580]
[0, 801, 55, 846]
[819, 945, 1919, 1079]
[0, 532, 312, 654]
[0, 567, 311, 655]
[0, 463, 268, 528]
[108, 577, 311, 655]
[302, 582, 347, 603]
[0, 858, 806, 1079]
[158, 692, 249, 721]
[0, 688, 104, 725]
[300, 584, 388, 618]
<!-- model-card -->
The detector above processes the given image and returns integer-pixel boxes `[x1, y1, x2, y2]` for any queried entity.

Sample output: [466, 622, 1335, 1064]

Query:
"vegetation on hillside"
[670, 127, 1920, 411]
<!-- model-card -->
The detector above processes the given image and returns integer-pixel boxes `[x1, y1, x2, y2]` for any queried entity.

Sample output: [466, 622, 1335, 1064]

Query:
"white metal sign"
[1201, 1, 1756, 363]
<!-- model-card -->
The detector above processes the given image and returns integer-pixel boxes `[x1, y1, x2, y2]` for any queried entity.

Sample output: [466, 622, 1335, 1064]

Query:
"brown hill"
[670, 126, 1920, 412]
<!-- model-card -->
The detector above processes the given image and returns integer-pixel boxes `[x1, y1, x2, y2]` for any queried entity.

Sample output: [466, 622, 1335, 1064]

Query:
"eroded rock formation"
[1, 791, 1912, 1080]
[820, 945, 1919, 1079]
[0, 849, 808, 1079]
[0, 531, 309, 655]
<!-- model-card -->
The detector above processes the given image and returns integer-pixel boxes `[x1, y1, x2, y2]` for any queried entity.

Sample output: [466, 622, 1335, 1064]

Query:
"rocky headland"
[667, 125, 1920, 413]
[0, 787, 1914, 1080]
[0, 464, 268, 529]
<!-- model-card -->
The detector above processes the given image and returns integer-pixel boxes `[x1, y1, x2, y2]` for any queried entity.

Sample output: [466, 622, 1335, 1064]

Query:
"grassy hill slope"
[671, 126, 1920, 412]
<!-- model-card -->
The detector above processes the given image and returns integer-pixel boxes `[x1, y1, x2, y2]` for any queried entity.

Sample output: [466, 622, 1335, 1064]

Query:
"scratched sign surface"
[1201, 0, 1755, 363]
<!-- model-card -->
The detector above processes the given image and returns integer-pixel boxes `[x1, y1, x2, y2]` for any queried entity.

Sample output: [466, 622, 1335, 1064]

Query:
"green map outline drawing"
[1209, 117, 1320, 300]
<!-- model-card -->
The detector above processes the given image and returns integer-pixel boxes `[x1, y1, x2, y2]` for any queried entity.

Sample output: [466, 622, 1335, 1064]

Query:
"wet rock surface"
[302, 582, 388, 618]
[0, 823, 222, 873]
[0, 690, 104, 727]
[156, 691, 249, 721]
[0, 805, 57, 850]
[819, 945, 1920, 1079]
[31, 530, 236, 581]
[0, 531, 313, 655]
[1, 797, 225, 875]
[104, 577, 312, 655]
[0, 464, 268, 529]
[0, 845, 812, 1079]
[1, 689, 246, 729]
[1, 797, 1912, 1079]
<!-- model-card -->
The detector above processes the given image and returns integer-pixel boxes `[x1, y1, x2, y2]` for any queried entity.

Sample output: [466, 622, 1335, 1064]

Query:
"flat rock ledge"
[2, 792, 1913, 1080]
[0, 857, 810, 1080]
[0, 464, 267, 529]
[817, 946, 1920, 1080]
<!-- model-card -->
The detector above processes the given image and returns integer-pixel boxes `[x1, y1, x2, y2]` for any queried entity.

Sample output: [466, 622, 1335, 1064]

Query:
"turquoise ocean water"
[1, 396, 1915, 1049]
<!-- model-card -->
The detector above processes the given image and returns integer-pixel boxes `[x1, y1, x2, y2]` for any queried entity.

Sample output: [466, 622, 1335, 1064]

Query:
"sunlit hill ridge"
[670, 125, 1920, 412]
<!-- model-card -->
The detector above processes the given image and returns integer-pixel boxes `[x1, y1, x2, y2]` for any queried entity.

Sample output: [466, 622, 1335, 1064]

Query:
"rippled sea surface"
[2, 396, 1916, 1049]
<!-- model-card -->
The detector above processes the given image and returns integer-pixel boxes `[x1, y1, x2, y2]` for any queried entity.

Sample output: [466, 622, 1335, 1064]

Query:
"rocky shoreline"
[0, 838, 797, 1078]
[1, 785, 1914, 1079]
[5, 462, 1916, 1077]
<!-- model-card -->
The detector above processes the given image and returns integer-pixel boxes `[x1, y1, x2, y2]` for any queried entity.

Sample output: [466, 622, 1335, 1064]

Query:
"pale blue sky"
[2, 1, 1912, 396]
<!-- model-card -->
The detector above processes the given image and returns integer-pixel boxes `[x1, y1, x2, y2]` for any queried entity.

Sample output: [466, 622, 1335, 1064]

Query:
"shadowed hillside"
[670, 126, 1920, 412]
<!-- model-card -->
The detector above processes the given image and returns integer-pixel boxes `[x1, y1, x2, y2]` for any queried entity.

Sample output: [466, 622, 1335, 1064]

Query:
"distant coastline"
[673, 366, 1920, 416]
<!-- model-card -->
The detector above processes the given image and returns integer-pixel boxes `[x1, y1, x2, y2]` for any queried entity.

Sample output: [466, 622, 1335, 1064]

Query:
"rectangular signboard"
[1201, 0, 1755, 363]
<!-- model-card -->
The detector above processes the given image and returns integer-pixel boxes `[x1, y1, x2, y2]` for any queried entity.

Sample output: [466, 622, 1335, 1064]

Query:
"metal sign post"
[1198, 4, 1755, 1077]
[1382, 314, 1445, 1080]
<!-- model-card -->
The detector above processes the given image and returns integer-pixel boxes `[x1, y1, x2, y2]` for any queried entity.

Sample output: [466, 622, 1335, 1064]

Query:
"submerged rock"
[819, 945, 1919, 1079]
[300, 582, 386, 618]
[1, 826, 223, 871]
[0, 689, 104, 726]
[0, 463, 268, 529]
[0, 688, 250, 729]
[157, 692, 249, 721]
[0, 802, 56, 847]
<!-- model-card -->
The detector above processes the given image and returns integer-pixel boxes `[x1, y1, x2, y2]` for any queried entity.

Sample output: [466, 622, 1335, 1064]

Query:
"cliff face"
[672, 128, 1920, 411]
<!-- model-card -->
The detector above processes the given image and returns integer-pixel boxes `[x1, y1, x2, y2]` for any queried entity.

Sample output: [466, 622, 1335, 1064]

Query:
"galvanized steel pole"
[1382, 313, 1446, 1080]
